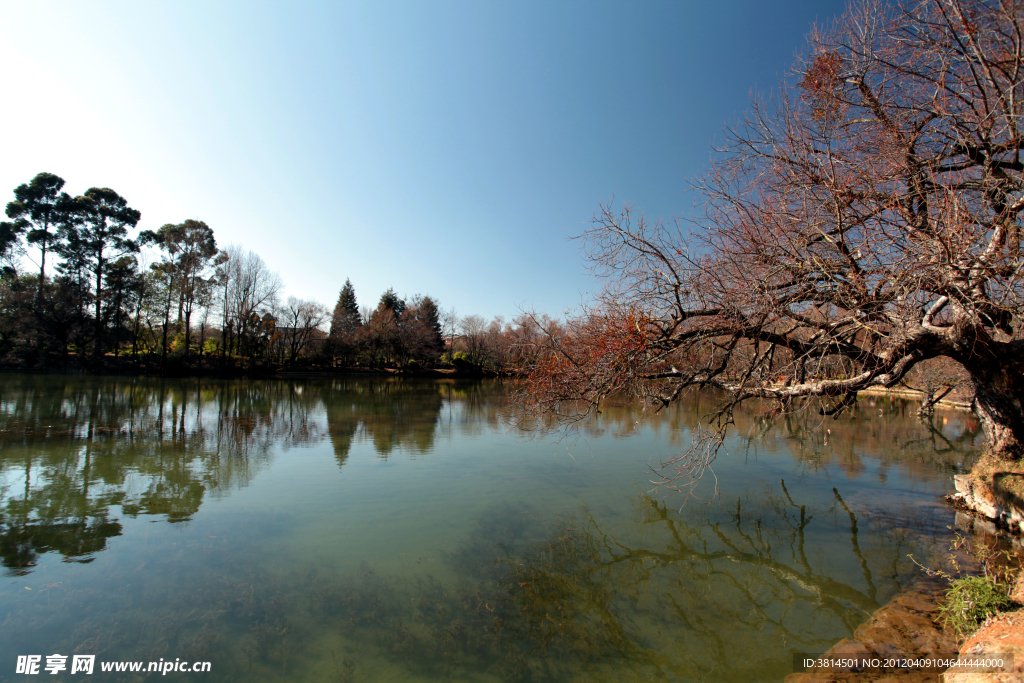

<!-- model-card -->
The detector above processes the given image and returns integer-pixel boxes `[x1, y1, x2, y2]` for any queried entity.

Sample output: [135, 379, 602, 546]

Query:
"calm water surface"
[0, 375, 982, 682]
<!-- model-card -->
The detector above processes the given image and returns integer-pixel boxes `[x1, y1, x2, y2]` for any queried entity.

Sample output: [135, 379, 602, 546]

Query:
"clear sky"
[0, 0, 847, 323]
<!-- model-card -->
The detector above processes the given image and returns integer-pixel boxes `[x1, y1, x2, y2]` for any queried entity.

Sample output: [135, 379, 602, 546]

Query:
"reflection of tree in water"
[234, 486, 948, 682]
[478, 487, 945, 682]
[741, 403, 983, 485]
[325, 378, 505, 463]
[0, 376, 328, 575]
[325, 379, 444, 461]
[579, 391, 982, 485]
[0, 483, 950, 683]
[0, 515, 121, 577]
[440, 380, 504, 437]
[0, 376, 508, 575]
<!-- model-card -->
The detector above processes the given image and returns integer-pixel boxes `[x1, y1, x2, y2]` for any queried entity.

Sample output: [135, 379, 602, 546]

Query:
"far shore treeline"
[0, 172, 558, 375]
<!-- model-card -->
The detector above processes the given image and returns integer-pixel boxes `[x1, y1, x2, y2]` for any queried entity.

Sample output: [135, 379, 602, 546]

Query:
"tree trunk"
[967, 362, 1024, 462]
[113, 302, 121, 358]
[36, 237, 47, 305]
[184, 309, 192, 358]
[132, 291, 144, 360]
[162, 283, 173, 367]
[94, 256, 105, 357]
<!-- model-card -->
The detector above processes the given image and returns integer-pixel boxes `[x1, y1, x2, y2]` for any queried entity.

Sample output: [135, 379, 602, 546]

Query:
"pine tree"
[330, 279, 361, 336]
[417, 295, 444, 355]
[5, 172, 76, 290]
[377, 287, 405, 318]
[56, 187, 141, 356]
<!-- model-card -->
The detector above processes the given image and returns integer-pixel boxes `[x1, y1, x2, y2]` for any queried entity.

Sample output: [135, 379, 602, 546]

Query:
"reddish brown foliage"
[513, 0, 1024, 480]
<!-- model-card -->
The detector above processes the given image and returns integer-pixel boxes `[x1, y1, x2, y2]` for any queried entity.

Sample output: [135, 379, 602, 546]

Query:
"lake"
[0, 375, 982, 682]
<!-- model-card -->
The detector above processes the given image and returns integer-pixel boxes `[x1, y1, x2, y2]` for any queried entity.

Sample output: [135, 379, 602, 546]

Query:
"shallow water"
[0, 375, 983, 682]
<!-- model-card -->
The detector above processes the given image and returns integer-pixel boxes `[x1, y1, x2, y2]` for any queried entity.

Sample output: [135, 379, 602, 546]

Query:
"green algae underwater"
[0, 375, 983, 682]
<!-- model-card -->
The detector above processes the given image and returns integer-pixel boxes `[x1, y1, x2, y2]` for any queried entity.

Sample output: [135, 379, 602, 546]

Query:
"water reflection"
[472, 487, 947, 682]
[0, 376, 505, 575]
[0, 377, 982, 578]
[0, 488, 949, 683]
[326, 380, 445, 461]
[587, 391, 984, 484]
[162, 486, 945, 682]
[0, 375, 980, 682]
[732, 401, 984, 481]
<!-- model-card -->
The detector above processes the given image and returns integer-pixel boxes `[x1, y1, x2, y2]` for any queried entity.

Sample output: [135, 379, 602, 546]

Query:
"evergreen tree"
[5, 173, 80, 292]
[330, 279, 361, 336]
[103, 255, 141, 358]
[416, 295, 444, 355]
[377, 287, 405, 318]
[0, 220, 23, 278]
[56, 187, 141, 355]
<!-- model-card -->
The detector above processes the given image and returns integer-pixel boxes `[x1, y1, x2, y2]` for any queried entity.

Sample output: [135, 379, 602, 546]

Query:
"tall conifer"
[417, 295, 444, 354]
[330, 279, 361, 336]
[5, 172, 73, 287]
[377, 287, 405, 318]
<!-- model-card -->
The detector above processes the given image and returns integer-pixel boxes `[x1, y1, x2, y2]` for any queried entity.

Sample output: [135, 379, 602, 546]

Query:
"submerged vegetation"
[0, 491, 955, 683]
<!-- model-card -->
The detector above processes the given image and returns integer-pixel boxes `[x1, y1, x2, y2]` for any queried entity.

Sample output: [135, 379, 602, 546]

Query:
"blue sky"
[0, 0, 846, 322]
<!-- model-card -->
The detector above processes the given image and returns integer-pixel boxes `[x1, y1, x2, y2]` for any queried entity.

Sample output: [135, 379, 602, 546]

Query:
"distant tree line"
[0, 172, 556, 374]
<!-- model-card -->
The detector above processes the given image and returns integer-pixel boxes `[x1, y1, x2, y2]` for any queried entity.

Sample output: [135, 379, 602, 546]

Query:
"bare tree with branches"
[225, 248, 282, 360]
[512, 0, 1024, 509]
[282, 296, 328, 363]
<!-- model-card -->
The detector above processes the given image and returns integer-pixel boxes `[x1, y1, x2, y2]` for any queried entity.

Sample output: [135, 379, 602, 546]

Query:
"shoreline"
[856, 386, 973, 412]
[0, 362, 502, 380]
[786, 505, 1023, 683]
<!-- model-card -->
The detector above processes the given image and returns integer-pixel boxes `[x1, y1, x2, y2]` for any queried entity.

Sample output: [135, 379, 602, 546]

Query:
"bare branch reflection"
[485, 488, 949, 681]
